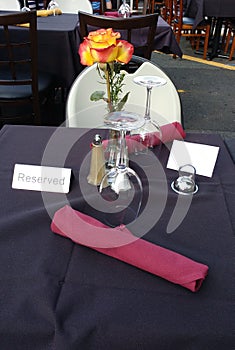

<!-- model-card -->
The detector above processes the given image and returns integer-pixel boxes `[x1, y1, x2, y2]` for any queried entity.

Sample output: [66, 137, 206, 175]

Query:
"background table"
[184, 0, 235, 59]
[0, 124, 234, 349]
[0, 12, 182, 91]
[184, 0, 235, 27]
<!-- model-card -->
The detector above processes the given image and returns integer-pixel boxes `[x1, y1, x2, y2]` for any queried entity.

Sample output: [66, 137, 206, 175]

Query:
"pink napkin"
[103, 122, 186, 153]
[104, 11, 119, 17]
[51, 205, 208, 292]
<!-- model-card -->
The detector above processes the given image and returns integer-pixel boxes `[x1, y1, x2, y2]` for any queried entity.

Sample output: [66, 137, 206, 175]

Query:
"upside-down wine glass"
[118, 0, 131, 18]
[132, 75, 167, 153]
[21, 0, 30, 12]
[47, 0, 59, 15]
[99, 111, 145, 225]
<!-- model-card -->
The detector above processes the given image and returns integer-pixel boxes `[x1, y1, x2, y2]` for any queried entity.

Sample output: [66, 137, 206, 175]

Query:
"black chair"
[79, 11, 158, 60]
[0, 11, 54, 126]
[224, 19, 235, 61]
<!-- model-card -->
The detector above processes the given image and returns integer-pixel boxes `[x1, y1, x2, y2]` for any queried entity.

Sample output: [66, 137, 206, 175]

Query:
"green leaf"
[90, 91, 105, 101]
[117, 92, 130, 111]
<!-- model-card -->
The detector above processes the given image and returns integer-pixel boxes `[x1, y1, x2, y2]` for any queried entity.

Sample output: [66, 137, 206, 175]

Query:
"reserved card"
[167, 140, 220, 177]
[12, 164, 71, 193]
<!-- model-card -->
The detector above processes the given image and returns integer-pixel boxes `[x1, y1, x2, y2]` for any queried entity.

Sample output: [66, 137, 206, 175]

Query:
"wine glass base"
[171, 181, 199, 195]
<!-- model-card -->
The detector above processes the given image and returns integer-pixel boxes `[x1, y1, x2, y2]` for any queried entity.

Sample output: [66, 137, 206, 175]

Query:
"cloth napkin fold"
[104, 11, 119, 17]
[103, 121, 186, 153]
[51, 205, 208, 292]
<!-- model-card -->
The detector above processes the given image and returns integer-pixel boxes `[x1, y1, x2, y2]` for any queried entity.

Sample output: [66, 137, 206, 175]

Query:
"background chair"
[224, 19, 235, 61]
[172, 0, 210, 60]
[147, 0, 165, 14]
[0, 0, 20, 10]
[66, 56, 182, 128]
[0, 11, 54, 126]
[161, 0, 173, 25]
[79, 12, 158, 60]
[59, 0, 93, 14]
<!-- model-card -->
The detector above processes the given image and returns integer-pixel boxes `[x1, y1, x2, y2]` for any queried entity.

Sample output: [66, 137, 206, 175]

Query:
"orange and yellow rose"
[79, 28, 134, 66]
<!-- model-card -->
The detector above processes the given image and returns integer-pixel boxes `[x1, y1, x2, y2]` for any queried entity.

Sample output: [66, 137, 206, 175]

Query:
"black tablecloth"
[0, 125, 234, 349]
[184, 0, 235, 27]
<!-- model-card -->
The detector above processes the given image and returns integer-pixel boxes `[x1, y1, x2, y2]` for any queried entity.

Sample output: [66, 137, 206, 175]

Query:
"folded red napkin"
[51, 205, 208, 292]
[103, 122, 186, 153]
[104, 11, 119, 17]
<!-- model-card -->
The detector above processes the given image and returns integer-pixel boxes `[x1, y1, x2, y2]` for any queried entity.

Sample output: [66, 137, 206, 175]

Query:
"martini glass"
[132, 75, 167, 152]
[21, 0, 30, 12]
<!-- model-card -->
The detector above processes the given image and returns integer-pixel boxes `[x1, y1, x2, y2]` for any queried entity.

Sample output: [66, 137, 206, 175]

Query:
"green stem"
[105, 66, 112, 111]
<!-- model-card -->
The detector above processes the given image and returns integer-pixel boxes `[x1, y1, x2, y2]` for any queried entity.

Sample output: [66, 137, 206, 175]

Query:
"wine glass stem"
[145, 86, 152, 121]
[24, 0, 27, 6]
[117, 129, 127, 168]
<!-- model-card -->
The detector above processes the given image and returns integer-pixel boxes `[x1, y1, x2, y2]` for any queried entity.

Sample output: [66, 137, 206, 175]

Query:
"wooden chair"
[224, 20, 235, 61]
[161, 0, 174, 25]
[147, 0, 165, 14]
[79, 12, 158, 60]
[172, 0, 210, 60]
[0, 11, 54, 126]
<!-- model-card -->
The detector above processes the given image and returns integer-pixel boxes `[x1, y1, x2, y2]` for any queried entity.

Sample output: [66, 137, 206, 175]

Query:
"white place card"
[167, 140, 220, 177]
[12, 164, 71, 193]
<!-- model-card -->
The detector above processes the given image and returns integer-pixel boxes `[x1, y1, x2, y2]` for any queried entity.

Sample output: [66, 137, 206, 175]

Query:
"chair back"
[162, 0, 173, 25]
[59, 0, 93, 14]
[0, 0, 20, 10]
[66, 56, 182, 128]
[146, 0, 165, 14]
[0, 11, 41, 124]
[172, 0, 183, 28]
[79, 12, 158, 60]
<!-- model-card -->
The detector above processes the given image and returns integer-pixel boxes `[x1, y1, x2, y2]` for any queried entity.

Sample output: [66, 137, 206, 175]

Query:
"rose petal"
[78, 39, 94, 66]
[90, 45, 119, 63]
[88, 28, 121, 47]
[116, 40, 134, 64]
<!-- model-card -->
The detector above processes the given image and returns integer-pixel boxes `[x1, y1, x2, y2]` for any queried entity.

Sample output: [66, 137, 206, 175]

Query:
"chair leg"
[173, 30, 181, 58]
[229, 34, 235, 61]
[224, 28, 232, 54]
[203, 25, 210, 60]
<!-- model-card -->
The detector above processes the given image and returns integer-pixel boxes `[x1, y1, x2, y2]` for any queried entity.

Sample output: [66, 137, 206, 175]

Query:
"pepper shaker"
[87, 134, 107, 187]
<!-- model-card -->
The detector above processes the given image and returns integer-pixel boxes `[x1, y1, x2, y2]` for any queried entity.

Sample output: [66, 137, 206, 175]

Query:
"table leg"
[208, 17, 230, 60]
[207, 17, 222, 59]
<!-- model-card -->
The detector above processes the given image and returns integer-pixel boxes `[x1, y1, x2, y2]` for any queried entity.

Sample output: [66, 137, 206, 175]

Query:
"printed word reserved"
[12, 164, 71, 193]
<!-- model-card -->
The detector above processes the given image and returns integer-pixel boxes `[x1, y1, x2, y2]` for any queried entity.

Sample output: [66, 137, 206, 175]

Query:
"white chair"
[0, 0, 20, 10]
[59, 0, 93, 14]
[66, 58, 182, 128]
